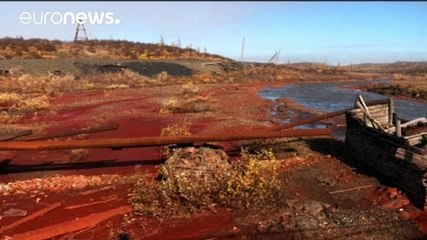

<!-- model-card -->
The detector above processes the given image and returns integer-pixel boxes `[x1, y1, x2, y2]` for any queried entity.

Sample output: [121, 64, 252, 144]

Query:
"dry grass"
[159, 122, 192, 159]
[0, 174, 124, 196]
[69, 149, 90, 162]
[1, 68, 159, 96]
[159, 98, 179, 114]
[159, 97, 214, 114]
[1, 73, 80, 94]
[85, 69, 152, 88]
[0, 93, 21, 104]
[160, 122, 192, 137]
[392, 75, 427, 91]
[193, 73, 218, 84]
[0, 67, 176, 122]
[130, 147, 285, 217]
[0, 38, 228, 61]
[0, 92, 49, 109]
[220, 147, 283, 208]
[11, 95, 50, 112]
[181, 82, 200, 97]
[0, 112, 22, 124]
[159, 82, 214, 115]
[366, 75, 427, 100]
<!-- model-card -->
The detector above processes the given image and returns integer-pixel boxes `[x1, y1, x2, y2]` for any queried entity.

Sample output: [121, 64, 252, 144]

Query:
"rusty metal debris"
[329, 184, 375, 195]
[269, 99, 391, 132]
[9, 206, 131, 240]
[403, 122, 427, 136]
[0, 128, 331, 151]
[1, 100, 395, 151]
[23, 123, 119, 141]
[0, 201, 63, 234]
[0, 129, 32, 141]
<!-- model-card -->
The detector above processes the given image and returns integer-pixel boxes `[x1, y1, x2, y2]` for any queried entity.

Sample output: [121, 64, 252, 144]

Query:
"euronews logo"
[20, 12, 121, 25]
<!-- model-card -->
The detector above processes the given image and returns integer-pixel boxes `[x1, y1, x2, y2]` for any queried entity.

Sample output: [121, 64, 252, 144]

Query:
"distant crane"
[74, 20, 88, 42]
[240, 37, 246, 70]
[267, 48, 281, 65]
[240, 37, 245, 64]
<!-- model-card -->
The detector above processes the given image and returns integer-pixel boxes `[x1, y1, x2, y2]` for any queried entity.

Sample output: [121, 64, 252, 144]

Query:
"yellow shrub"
[131, 147, 285, 217]
[160, 122, 191, 137]
[181, 82, 200, 97]
[220, 148, 282, 207]
[0, 93, 22, 104]
[159, 98, 178, 114]
[69, 149, 89, 162]
[11, 95, 50, 112]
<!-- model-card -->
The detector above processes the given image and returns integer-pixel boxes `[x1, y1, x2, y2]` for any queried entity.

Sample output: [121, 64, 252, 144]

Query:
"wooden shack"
[345, 98, 427, 208]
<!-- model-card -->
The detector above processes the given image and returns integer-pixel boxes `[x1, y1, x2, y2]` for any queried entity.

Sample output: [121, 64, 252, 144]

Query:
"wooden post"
[392, 112, 398, 126]
[396, 119, 402, 137]
[240, 37, 245, 68]
[389, 98, 394, 126]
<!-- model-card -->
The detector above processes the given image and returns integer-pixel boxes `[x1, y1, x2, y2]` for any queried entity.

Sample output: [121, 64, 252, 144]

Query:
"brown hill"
[0, 38, 230, 61]
[350, 61, 427, 75]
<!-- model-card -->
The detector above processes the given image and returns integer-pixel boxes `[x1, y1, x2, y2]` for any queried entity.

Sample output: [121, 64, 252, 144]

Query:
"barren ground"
[0, 59, 426, 239]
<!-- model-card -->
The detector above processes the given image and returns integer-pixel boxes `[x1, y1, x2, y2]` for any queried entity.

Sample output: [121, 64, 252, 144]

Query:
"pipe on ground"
[0, 128, 332, 151]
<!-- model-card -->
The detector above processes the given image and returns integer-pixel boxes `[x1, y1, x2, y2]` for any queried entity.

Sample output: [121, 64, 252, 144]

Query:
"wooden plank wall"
[345, 112, 427, 209]
[350, 102, 390, 127]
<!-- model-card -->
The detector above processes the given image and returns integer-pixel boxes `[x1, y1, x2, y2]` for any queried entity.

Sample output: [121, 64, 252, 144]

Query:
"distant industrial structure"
[74, 21, 88, 42]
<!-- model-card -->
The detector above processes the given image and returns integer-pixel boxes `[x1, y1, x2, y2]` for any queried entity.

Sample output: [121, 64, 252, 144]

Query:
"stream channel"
[259, 80, 427, 138]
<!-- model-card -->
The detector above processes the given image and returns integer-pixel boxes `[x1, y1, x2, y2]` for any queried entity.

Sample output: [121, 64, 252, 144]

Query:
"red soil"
[0, 82, 276, 238]
[1, 81, 426, 239]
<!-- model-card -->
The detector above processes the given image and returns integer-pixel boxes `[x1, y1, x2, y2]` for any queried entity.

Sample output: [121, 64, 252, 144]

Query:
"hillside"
[351, 61, 427, 75]
[381, 61, 427, 74]
[0, 38, 230, 61]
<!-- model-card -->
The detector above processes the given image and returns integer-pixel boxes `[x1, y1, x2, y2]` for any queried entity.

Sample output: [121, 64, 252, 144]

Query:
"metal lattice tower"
[74, 22, 88, 42]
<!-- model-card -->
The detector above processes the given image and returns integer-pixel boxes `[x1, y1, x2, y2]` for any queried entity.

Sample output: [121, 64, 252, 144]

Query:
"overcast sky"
[1, 1, 427, 65]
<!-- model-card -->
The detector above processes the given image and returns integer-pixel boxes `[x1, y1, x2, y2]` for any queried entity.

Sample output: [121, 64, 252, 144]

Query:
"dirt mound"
[73, 61, 194, 77]
[123, 62, 194, 77]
